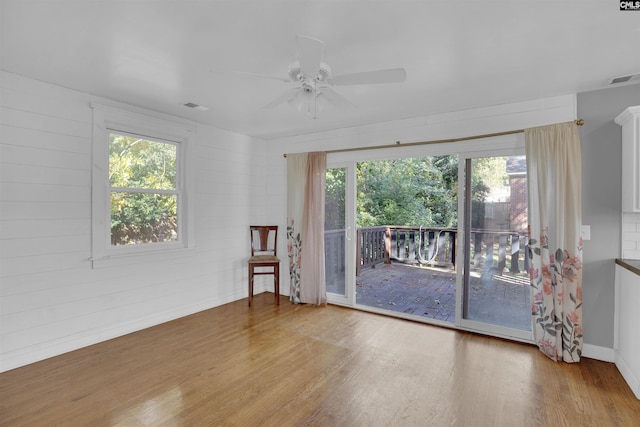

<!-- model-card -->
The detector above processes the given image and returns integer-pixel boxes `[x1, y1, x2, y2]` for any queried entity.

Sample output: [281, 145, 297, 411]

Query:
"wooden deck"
[356, 262, 531, 330]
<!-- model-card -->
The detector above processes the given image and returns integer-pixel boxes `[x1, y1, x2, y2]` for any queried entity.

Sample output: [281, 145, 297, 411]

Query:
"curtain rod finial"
[575, 119, 584, 126]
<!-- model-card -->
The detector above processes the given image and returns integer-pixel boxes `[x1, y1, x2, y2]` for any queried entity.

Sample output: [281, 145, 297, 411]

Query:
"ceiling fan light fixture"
[288, 61, 331, 83]
[300, 83, 315, 99]
[315, 92, 328, 113]
[287, 91, 308, 112]
[289, 99, 313, 116]
[287, 83, 317, 113]
[288, 63, 303, 81]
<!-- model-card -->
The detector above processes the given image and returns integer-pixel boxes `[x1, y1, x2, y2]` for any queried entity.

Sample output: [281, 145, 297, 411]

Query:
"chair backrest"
[250, 225, 278, 257]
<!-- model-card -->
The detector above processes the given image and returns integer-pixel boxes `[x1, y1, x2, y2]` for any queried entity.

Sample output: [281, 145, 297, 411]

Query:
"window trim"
[91, 102, 196, 266]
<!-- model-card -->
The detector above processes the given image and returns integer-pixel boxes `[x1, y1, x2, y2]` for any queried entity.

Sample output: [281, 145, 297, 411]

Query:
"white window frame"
[90, 102, 196, 266]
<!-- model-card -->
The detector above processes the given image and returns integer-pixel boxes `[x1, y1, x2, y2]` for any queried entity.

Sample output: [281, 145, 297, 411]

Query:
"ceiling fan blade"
[262, 87, 300, 109]
[297, 35, 324, 78]
[328, 68, 407, 86]
[319, 87, 357, 111]
[213, 70, 292, 82]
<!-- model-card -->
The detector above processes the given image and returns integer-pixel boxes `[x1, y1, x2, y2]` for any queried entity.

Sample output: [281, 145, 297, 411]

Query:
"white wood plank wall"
[622, 212, 640, 259]
[0, 71, 267, 372]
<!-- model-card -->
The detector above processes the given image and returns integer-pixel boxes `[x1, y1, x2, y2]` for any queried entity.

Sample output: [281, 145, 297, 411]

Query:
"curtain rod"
[282, 119, 584, 158]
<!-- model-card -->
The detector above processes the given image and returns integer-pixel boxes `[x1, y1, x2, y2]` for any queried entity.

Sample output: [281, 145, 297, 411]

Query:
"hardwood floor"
[1, 293, 639, 426]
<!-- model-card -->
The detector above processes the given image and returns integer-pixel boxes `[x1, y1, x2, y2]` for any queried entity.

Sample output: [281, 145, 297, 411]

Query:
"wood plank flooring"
[1, 293, 639, 426]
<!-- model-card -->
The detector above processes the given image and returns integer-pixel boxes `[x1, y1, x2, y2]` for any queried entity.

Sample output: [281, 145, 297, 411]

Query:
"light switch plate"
[581, 225, 591, 241]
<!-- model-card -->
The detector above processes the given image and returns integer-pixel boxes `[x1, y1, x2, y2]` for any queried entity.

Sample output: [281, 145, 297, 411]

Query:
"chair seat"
[249, 255, 280, 263]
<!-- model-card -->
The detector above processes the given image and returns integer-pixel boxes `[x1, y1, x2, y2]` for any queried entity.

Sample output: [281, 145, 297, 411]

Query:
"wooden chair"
[248, 225, 280, 306]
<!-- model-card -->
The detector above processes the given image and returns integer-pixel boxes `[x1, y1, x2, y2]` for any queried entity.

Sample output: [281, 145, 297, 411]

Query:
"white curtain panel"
[525, 122, 583, 362]
[300, 152, 327, 305]
[287, 152, 327, 305]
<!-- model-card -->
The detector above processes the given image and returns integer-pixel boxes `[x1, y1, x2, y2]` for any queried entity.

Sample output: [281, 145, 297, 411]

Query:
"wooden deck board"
[356, 263, 531, 329]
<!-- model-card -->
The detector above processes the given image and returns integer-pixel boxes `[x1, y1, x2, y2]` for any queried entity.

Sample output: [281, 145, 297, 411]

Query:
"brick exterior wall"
[509, 174, 528, 233]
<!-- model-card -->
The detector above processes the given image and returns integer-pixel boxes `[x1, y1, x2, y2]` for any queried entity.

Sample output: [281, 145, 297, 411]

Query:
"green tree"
[325, 168, 346, 230]
[356, 156, 458, 227]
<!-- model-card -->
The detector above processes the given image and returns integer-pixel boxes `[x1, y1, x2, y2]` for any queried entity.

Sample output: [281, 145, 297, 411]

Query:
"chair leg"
[274, 264, 280, 305]
[248, 265, 253, 307]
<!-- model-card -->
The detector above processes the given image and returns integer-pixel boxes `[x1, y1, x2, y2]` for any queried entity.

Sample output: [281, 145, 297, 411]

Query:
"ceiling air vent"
[609, 74, 639, 85]
[183, 102, 209, 111]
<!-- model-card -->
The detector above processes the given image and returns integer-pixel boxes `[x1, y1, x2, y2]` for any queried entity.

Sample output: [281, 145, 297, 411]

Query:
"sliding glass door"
[325, 141, 532, 342]
[325, 163, 355, 305]
[458, 153, 532, 340]
[353, 156, 458, 322]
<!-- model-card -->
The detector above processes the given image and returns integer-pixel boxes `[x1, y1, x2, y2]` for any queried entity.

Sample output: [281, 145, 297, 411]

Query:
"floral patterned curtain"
[287, 153, 307, 304]
[286, 152, 327, 305]
[525, 122, 583, 362]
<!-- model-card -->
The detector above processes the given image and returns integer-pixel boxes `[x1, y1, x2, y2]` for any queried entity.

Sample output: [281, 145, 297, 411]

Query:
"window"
[109, 132, 179, 246]
[91, 103, 195, 264]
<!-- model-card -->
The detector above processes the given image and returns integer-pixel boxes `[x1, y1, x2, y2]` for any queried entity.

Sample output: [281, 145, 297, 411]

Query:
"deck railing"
[469, 229, 530, 274]
[388, 226, 457, 268]
[388, 226, 529, 274]
[325, 226, 531, 277]
[356, 227, 387, 275]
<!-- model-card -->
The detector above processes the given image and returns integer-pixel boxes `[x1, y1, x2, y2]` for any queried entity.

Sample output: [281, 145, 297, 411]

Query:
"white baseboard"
[0, 290, 245, 373]
[582, 343, 615, 362]
[615, 350, 640, 400]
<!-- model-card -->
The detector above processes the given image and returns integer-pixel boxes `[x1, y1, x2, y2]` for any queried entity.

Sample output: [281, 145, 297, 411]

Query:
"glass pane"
[109, 134, 177, 190]
[464, 155, 531, 330]
[325, 168, 346, 295]
[111, 192, 178, 245]
[354, 156, 459, 321]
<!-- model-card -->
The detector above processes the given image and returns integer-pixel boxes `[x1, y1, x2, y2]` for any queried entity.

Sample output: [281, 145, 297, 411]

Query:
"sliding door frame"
[455, 148, 533, 342]
[326, 133, 533, 344]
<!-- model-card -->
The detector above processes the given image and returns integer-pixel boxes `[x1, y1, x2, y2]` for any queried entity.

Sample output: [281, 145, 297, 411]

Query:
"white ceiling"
[2, 0, 639, 140]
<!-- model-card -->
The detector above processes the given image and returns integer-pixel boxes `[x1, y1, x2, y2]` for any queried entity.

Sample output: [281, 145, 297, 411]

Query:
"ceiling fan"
[234, 35, 407, 119]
